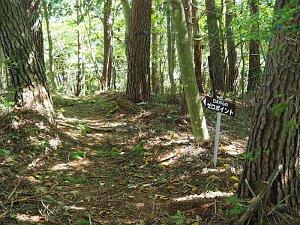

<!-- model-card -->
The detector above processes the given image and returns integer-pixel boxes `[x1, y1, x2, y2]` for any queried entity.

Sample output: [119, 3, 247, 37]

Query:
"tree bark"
[0, 48, 4, 91]
[170, 0, 210, 142]
[192, 0, 204, 93]
[205, 0, 224, 95]
[151, 28, 159, 94]
[126, 0, 152, 103]
[0, 48, 5, 91]
[42, 0, 56, 92]
[247, 0, 261, 93]
[0, 0, 54, 120]
[102, 0, 113, 90]
[166, 2, 176, 96]
[21, 0, 45, 65]
[121, 0, 131, 60]
[75, 0, 85, 96]
[238, 0, 300, 220]
[225, 0, 238, 92]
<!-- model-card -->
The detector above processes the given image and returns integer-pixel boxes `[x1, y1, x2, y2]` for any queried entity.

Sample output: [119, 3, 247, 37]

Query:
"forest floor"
[0, 93, 253, 225]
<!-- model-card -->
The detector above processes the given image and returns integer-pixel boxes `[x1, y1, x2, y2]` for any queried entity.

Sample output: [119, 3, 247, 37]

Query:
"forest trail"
[0, 93, 251, 225]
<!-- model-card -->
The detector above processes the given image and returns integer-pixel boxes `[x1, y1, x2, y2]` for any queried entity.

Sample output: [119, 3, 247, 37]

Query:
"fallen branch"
[237, 164, 283, 225]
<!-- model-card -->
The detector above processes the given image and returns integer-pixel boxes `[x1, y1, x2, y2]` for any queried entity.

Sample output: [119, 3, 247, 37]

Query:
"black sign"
[203, 96, 236, 116]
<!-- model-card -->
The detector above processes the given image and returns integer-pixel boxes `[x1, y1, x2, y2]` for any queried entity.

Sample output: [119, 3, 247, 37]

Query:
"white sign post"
[213, 112, 222, 167]
[202, 96, 236, 168]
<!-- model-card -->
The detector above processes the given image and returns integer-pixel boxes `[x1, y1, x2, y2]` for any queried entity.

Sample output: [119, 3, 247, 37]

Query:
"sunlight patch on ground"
[175, 145, 207, 157]
[146, 133, 190, 148]
[59, 116, 127, 128]
[134, 202, 145, 209]
[34, 121, 49, 131]
[156, 145, 207, 166]
[157, 151, 178, 165]
[51, 159, 90, 171]
[220, 140, 246, 156]
[173, 191, 233, 202]
[65, 205, 86, 210]
[49, 138, 61, 149]
[25, 176, 42, 184]
[130, 110, 152, 123]
[201, 167, 226, 175]
[16, 214, 45, 223]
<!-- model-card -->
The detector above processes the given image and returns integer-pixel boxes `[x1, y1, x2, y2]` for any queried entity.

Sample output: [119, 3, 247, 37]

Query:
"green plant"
[133, 140, 146, 156]
[37, 139, 51, 150]
[7, 133, 20, 141]
[64, 175, 86, 184]
[284, 118, 299, 134]
[271, 102, 288, 118]
[25, 126, 40, 135]
[239, 152, 261, 162]
[170, 210, 186, 225]
[0, 95, 14, 112]
[97, 147, 120, 158]
[70, 151, 87, 160]
[0, 148, 10, 157]
[75, 219, 90, 225]
[226, 196, 247, 217]
[76, 123, 91, 135]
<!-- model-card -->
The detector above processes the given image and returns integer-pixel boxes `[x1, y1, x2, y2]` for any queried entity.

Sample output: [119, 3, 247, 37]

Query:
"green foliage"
[0, 95, 14, 113]
[0, 148, 10, 157]
[133, 140, 146, 156]
[75, 219, 90, 225]
[64, 175, 86, 184]
[271, 102, 288, 118]
[226, 196, 247, 217]
[37, 139, 51, 151]
[70, 151, 87, 160]
[76, 123, 91, 136]
[284, 119, 300, 134]
[170, 210, 186, 225]
[239, 152, 261, 162]
[7, 133, 20, 141]
[25, 126, 40, 135]
[97, 147, 120, 158]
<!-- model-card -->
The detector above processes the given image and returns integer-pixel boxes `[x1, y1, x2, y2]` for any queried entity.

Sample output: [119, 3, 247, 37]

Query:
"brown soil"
[0, 93, 252, 225]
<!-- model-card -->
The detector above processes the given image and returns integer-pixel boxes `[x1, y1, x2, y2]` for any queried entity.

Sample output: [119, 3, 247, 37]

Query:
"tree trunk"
[247, 0, 261, 93]
[75, 0, 85, 96]
[240, 41, 246, 98]
[121, 0, 131, 60]
[205, 0, 224, 95]
[102, 0, 113, 90]
[86, 8, 100, 88]
[21, 0, 45, 65]
[158, 33, 165, 94]
[192, 0, 204, 93]
[225, 0, 238, 92]
[0, 48, 5, 91]
[42, 0, 56, 92]
[219, 0, 228, 91]
[238, 0, 300, 221]
[0, 0, 54, 120]
[151, 28, 159, 94]
[126, 0, 152, 103]
[170, 0, 210, 142]
[182, 0, 192, 37]
[166, 2, 176, 96]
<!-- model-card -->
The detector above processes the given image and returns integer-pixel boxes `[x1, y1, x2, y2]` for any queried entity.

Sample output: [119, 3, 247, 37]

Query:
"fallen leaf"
[230, 175, 239, 181]
[208, 175, 219, 181]
[192, 186, 198, 193]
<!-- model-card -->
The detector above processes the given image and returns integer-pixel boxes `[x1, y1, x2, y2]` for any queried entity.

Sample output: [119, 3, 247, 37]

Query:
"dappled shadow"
[0, 93, 250, 224]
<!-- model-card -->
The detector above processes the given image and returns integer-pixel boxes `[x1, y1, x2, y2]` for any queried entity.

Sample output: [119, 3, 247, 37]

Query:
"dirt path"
[0, 94, 251, 225]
